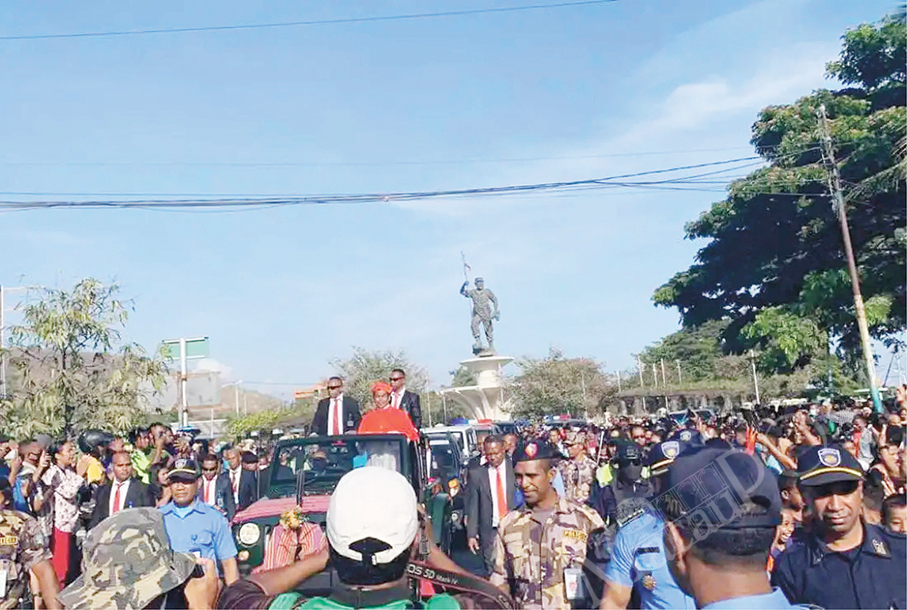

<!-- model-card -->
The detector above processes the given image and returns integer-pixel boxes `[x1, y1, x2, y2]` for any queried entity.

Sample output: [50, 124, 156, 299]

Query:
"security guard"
[772, 444, 907, 609]
[490, 440, 605, 609]
[159, 458, 240, 585]
[588, 440, 652, 526]
[662, 446, 804, 609]
[559, 431, 597, 504]
[0, 478, 59, 609]
[599, 439, 695, 610]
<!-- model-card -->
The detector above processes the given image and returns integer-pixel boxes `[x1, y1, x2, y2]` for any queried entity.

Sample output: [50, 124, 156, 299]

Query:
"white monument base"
[439, 355, 514, 421]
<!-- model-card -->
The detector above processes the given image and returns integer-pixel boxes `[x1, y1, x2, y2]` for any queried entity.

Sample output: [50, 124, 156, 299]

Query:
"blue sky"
[0, 0, 899, 397]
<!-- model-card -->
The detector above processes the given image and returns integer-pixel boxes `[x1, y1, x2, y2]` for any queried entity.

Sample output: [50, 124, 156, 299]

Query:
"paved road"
[449, 530, 487, 576]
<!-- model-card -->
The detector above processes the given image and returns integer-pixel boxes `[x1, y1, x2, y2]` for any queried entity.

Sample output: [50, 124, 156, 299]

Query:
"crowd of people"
[0, 375, 902, 609]
[0, 421, 275, 609]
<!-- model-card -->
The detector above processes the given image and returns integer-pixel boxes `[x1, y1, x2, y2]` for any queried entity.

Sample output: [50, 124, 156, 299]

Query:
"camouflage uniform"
[58, 508, 196, 610]
[0, 509, 52, 610]
[490, 495, 605, 609]
[559, 433, 597, 504]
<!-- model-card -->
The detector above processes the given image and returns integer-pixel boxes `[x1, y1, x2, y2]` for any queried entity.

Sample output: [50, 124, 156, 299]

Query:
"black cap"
[797, 445, 863, 486]
[241, 451, 258, 464]
[662, 446, 781, 529]
[513, 440, 558, 463]
[615, 440, 643, 464]
[647, 437, 698, 474]
[167, 458, 200, 481]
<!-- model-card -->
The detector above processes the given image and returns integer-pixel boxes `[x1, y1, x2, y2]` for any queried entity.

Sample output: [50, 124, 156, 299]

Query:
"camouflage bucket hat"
[58, 508, 196, 610]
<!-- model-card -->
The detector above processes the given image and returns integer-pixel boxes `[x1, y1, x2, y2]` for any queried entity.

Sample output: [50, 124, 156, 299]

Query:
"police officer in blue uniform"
[662, 445, 805, 609]
[159, 458, 240, 585]
[772, 445, 907, 609]
[599, 437, 696, 610]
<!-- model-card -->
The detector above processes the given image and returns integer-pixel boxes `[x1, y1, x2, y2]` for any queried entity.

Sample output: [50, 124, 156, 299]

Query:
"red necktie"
[495, 467, 508, 520]
[232, 471, 239, 493]
[112, 483, 123, 514]
[332, 398, 341, 434]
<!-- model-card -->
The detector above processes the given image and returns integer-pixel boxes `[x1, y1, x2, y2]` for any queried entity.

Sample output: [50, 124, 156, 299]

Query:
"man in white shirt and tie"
[311, 376, 361, 436]
[389, 369, 422, 429]
[199, 453, 236, 521]
[89, 451, 154, 529]
[466, 435, 516, 576]
[225, 448, 243, 505]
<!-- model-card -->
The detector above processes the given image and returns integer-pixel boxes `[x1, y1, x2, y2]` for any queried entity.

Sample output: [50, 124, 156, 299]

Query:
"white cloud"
[195, 357, 233, 379]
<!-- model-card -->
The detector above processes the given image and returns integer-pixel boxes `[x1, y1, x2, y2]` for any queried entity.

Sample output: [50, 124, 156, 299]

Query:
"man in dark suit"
[466, 435, 517, 576]
[89, 451, 154, 530]
[225, 447, 260, 513]
[198, 453, 237, 521]
[389, 368, 422, 429]
[311, 376, 361, 436]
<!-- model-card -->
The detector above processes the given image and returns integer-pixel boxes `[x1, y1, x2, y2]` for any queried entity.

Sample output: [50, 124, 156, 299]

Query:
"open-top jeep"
[232, 433, 457, 578]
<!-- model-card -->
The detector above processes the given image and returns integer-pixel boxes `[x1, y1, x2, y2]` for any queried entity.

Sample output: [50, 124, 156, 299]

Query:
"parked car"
[423, 425, 481, 461]
[424, 433, 467, 552]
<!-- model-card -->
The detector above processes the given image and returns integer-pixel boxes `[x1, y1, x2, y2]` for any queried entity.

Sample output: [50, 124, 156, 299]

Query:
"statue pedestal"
[439, 355, 514, 421]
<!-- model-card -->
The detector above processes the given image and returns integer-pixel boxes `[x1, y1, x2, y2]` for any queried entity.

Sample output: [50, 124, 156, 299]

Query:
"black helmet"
[77, 429, 114, 454]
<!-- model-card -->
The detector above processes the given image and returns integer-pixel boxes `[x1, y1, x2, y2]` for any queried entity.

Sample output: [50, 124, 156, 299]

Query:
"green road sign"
[162, 337, 210, 360]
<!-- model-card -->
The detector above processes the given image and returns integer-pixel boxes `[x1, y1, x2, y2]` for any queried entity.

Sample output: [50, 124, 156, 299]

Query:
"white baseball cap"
[326, 466, 418, 565]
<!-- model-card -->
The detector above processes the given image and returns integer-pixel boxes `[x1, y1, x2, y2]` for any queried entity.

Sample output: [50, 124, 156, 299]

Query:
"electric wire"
[0, 0, 616, 42]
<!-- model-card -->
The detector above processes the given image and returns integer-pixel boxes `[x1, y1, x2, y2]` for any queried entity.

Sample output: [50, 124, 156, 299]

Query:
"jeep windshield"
[268, 435, 410, 497]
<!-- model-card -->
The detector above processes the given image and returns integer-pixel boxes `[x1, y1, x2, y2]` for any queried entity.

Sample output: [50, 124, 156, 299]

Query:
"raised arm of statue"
[460, 282, 470, 297]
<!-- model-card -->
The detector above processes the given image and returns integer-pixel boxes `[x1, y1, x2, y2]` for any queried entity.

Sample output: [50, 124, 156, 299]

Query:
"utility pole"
[652, 363, 658, 389]
[750, 350, 761, 405]
[580, 371, 588, 419]
[616, 370, 622, 393]
[427, 392, 432, 427]
[676, 360, 682, 384]
[818, 104, 883, 413]
[637, 355, 644, 389]
[660, 359, 667, 386]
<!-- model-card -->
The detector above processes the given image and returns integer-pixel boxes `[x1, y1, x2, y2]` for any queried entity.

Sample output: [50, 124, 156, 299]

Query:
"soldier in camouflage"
[558, 431, 597, 504]
[0, 478, 59, 610]
[491, 440, 605, 609]
[57, 508, 204, 610]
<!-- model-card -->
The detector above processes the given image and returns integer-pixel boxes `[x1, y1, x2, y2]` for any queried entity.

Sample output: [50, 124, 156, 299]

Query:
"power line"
[0, 0, 616, 42]
[0, 146, 754, 168]
[0, 156, 769, 210]
[0, 145, 836, 211]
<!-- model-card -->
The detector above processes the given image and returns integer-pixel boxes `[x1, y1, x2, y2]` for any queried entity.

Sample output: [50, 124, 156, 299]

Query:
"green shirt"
[131, 449, 151, 484]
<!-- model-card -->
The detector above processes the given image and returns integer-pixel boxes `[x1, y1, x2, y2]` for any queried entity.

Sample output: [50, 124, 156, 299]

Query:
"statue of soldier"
[460, 277, 500, 354]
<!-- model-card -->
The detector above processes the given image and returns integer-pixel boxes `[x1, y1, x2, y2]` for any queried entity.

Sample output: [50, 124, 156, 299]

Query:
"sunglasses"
[389, 377, 404, 382]
[327, 385, 342, 390]
[201, 467, 218, 472]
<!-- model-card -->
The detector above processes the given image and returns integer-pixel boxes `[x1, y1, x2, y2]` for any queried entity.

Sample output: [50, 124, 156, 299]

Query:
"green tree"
[512, 348, 614, 419]
[2, 279, 168, 439]
[653, 14, 906, 376]
[330, 347, 429, 407]
[449, 365, 477, 387]
[420, 390, 470, 427]
[637, 320, 748, 383]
